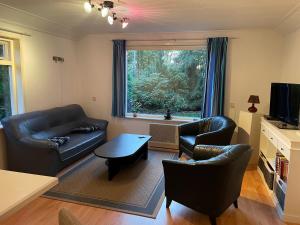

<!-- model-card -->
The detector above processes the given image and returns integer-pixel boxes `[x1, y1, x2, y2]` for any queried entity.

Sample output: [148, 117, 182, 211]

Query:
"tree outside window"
[126, 49, 207, 118]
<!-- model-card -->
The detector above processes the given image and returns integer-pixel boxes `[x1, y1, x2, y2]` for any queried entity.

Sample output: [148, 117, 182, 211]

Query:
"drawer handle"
[270, 137, 273, 140]
[262, 129, 265, 132]
[281, 148, 285, 151]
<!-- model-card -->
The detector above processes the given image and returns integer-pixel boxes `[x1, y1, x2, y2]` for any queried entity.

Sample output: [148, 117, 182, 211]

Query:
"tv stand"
[269, 121, 299, 130]
[258, 118, 300, 223]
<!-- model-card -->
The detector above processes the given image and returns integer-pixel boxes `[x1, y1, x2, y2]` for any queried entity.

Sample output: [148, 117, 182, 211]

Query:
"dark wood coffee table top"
[94, 133, 151, 159]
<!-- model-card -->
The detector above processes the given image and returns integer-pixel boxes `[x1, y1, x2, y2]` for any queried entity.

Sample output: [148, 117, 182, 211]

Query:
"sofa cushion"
[58, 130, 105, 161]
[48, 136, 70, 147]
[180, 135, 196, 151]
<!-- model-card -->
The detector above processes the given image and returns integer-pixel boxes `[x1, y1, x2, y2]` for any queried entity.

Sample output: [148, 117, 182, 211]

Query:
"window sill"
[125, 114, 200, 123]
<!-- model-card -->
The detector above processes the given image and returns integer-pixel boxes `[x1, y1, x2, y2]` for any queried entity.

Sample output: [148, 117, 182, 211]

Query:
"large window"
[126, 43, 207, 119]
[0, 38, 23, 121]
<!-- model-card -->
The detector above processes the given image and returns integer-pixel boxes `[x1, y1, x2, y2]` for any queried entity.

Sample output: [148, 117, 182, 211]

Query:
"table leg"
[142, 144, 148, 160]
[106, 159, 120, 181]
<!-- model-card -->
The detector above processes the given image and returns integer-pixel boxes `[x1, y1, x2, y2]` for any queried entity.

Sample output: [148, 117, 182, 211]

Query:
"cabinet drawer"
[278, 141, 290, 161]
[261, 124, 268, 136]
[268, 131, 278, 148]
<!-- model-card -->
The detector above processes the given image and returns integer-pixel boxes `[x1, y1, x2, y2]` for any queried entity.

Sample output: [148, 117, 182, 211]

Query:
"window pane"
[0, 44, 4, 58]
[0, 41, 10, 61]
[127, 49, 207, 118]
[0, 65, 12, 119]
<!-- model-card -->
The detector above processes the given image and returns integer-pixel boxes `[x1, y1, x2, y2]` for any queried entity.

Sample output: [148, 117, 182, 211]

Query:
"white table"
[0, 170, 58, 221]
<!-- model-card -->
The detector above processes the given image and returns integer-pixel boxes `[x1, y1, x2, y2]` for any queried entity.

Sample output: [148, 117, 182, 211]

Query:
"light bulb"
[101, 7, 109, 17]
[122, 21, 128, 29]
[83, 1, 92, 13]
[108, 15, 114, 25]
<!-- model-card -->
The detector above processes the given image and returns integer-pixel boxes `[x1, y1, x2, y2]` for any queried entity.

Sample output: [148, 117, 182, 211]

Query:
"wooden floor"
[1, 169, 297, 225]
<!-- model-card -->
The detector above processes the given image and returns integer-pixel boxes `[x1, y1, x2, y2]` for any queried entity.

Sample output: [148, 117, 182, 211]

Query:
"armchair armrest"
[178, 121, 200, 136]
[162, 159, 227, 204]
[81, 117, 108, 130]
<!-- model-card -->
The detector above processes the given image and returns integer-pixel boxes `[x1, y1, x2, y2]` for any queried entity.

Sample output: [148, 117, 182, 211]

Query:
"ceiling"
[0, 0, 300, 39]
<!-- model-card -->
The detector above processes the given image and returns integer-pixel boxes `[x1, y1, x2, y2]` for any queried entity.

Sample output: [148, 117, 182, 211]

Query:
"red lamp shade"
[248, 95, 260, 113]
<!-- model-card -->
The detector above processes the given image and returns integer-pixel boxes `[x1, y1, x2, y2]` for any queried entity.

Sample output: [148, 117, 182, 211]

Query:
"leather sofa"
[163, 144, 252, 225]
[178, 116, 236, 157]
[1, 104, 108, 176]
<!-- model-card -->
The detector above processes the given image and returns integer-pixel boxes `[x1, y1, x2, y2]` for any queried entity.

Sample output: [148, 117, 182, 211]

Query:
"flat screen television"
[269, 83, 300, 126]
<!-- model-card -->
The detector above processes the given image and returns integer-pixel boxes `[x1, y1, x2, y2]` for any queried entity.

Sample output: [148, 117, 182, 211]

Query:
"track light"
[108, 13, 117, 25]
[83, 0, 92, 13]
[122, 18, 129, 29]
[101, 7, 109, 17]
[84, 1, 129, 28]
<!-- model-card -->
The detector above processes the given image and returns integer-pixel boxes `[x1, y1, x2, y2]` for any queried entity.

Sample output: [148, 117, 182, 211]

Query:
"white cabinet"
[258, 118, 300, 224]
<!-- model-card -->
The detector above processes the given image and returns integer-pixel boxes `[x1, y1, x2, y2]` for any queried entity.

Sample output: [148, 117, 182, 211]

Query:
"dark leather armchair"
[162, 144, 252, 225]
[1, 104, 108, 176]
[178, 116, 236, 157]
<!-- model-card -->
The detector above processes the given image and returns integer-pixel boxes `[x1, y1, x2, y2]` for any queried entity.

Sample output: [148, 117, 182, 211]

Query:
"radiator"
[148, 123, 179, 151]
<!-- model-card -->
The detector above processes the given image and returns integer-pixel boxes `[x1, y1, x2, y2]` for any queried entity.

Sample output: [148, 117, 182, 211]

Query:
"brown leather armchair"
[162, 144, 252, 225]
[178, 116, 236, 158]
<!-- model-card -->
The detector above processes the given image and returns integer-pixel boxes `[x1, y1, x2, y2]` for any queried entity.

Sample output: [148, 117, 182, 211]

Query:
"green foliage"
[127, 49, 207, 117]
[0, 65, 12, 120]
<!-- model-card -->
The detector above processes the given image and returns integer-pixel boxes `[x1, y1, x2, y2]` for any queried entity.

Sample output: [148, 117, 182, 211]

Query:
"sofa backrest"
[1, 104, 86, 140]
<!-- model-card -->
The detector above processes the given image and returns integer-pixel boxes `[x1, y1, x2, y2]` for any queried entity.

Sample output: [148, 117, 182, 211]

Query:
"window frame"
[0, 38, 22, 117]
[125, 40, 207, 120]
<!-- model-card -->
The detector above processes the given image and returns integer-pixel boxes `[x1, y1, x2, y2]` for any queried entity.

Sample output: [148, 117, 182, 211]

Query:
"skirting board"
[150, 146, 178, 153]
[284, 213, 300, 224]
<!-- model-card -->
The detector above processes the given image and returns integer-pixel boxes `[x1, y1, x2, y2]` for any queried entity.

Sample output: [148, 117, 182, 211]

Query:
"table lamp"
[248, 95, 260, 113]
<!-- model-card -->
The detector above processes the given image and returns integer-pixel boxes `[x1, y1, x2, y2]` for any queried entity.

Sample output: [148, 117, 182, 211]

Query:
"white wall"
[76, 29, 283, 140]
[0, 27, 285, 169]
[0, 23, 81, 169]
[0, 22, 82, 112]
[281, 28, 300, 84]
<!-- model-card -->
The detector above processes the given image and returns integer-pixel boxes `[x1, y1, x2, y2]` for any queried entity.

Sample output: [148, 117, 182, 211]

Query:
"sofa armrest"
[178, 121, 200, 136]
[19, 137, 58, 150]
[82, 117, 108, 130]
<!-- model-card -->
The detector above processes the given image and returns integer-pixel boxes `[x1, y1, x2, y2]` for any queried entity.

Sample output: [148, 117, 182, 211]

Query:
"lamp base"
[248, 104, 257, 113]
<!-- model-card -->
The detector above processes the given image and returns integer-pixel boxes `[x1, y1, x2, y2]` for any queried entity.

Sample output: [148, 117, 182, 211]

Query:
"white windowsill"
[125, 113, 200, 123]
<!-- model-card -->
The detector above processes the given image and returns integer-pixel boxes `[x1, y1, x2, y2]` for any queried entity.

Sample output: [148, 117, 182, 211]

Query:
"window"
[0, 38, 23, 120]
[126, 41, 207, 119]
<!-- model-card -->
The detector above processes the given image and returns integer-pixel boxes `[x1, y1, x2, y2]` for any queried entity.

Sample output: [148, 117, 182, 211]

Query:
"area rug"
[43, 150, 176, 218]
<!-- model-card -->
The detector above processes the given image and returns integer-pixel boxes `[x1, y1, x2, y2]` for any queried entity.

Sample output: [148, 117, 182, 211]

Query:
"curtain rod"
[0, 28, 31, 37]
[122, 37, 238, 42]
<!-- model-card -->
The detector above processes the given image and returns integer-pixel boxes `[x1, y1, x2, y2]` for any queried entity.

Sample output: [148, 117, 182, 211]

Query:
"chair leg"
[166, 198, 172, 208]
[209, 216, 217, 225]
[233, 200, 238, 208]
[178, 150, 183, 158]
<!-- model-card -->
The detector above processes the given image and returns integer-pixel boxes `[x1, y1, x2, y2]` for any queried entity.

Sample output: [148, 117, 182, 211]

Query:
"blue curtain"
[112, 40, 126, 117]
[202, 37, 228, 117]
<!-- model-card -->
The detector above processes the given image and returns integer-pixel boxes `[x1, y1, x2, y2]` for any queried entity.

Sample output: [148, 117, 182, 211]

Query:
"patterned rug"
[43, 150, 176, 218]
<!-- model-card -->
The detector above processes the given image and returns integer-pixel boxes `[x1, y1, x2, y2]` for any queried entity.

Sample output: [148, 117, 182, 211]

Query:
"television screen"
[270, 83, 300, 126]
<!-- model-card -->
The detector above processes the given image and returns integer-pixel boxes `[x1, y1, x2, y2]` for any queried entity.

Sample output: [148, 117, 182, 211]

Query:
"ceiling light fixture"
[121, 18, 129, 29]
[101, 7, 109, 17]
[83, 0, 93, 13]
[83, 0, 129, 28]
[108, 13, 117, 25]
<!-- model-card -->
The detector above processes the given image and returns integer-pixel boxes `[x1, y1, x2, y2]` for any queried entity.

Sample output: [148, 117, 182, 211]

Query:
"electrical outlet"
[92, 97, 96, 101]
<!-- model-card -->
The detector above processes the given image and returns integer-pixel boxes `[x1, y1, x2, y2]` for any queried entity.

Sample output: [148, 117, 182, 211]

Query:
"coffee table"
[94, 133, 152, 180]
